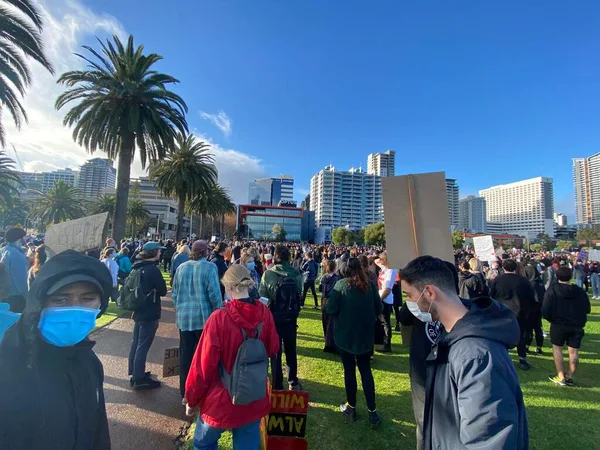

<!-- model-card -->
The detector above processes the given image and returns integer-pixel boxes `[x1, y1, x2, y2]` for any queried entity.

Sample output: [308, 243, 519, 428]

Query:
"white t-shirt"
[378, 267, 396, 305]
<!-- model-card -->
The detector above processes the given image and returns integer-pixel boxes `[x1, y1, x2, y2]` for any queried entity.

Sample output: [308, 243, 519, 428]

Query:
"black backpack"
[270, 275, 301, 322]
[117, 267, 150, 311]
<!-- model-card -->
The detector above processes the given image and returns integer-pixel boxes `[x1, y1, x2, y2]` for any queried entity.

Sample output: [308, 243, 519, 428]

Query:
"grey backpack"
[220, 323, 269, 405]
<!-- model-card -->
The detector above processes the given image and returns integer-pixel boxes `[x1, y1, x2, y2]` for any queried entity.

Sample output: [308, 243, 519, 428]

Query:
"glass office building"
[238, 205, 304, 241]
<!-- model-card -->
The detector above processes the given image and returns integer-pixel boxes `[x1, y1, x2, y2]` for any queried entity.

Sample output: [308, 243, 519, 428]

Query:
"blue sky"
[23, 1, 600, 219]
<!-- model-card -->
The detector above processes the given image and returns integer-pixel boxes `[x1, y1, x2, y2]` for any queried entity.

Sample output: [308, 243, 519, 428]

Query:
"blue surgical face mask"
[38, 306, 100, 347]
[0, 303, 20, 344]
[246, 262, 256, 270]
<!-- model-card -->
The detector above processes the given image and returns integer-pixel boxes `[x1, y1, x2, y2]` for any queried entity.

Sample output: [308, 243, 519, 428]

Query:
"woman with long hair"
[27, 245, 47, 289]
[326, 257, 383, 429]
[319, 259, 340, 353]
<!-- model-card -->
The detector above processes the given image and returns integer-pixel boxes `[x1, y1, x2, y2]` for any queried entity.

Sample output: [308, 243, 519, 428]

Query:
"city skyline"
[4, 1, 597, 219]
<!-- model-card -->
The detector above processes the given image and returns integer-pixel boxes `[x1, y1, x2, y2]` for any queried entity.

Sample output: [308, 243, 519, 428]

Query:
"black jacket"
[458, 271, 488, 299]
[542, 283, 591, 328]
[208, 252, 228, 299]
[131, 260, 167, 322]
[0, 250, 113, 450]
[490, 273, 535, 320]
[424, 297, 529, 450]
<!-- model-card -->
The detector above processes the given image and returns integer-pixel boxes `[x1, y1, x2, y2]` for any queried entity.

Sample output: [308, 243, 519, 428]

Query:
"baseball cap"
[192, 240, 209, 253]
[143, 242, 166, 251]
[5, 227, 26, 243]
[46, 274, 105, 296]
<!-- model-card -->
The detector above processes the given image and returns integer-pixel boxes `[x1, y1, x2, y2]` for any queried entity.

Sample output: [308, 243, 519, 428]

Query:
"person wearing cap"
[0, 227, 28, 312]
[172, 240, 222, 398]
[0, 250, 113, 449]
[128, 241, 168, 390]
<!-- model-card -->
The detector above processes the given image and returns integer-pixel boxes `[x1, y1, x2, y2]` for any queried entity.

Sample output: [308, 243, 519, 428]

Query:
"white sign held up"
[473, 235, 496, 262]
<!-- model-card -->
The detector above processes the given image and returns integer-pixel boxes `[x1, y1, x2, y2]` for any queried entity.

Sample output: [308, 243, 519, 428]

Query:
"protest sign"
[588, 249, 600, 261]
[579, 250, 589, 261]
[473, 235, 496, 262]
[162, 347, 180, 377]
[265, 390, 309, 449]
[382, 172, 454, 271]
[44, 213, 109, 257]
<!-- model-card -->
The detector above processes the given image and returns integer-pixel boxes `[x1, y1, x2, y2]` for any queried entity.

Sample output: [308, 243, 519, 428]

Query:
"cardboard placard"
[44, 212, 109, 257]
[266, 390, 309, 447]
[162, 347, 180, 377]
[381, 172, 454, 271]
[589, 249, 600, 262]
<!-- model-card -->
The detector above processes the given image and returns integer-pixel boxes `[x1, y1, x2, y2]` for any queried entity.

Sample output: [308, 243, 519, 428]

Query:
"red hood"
[224, 299, 270, 330]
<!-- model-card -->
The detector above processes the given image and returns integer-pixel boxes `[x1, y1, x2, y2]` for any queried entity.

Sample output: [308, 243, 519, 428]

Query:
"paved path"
[92, 298, 190, 450]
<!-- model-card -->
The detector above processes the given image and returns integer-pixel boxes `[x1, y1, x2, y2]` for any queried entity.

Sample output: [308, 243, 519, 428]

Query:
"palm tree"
[127, 197, 149, 239]
[0, 150, 22, 208]
[150, 133, 217, 241]
[88, 194, 116, 216]
[187, 182, 235, 238]
[0, 0, 54, 146]
[29, 180, 85, 226]
[55, 35, 188, 243]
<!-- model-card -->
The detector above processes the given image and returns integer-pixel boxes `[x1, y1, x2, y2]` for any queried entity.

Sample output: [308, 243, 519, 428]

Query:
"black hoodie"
[0, 250, 113, 450]
[424, 297, 529, 450]
[542, 282, 591, 328]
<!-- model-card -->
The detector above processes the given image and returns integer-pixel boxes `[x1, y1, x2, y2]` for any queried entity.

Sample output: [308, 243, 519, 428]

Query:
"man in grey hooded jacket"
[401, 256, 529, 450]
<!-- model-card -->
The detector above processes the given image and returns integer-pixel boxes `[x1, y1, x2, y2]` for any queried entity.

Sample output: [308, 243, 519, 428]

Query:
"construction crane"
[10, 144, 24, 172]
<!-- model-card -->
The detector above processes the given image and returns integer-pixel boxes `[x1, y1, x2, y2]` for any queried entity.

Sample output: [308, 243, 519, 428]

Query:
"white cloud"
[5, 0, 266, 205]
[199, 111, 232, 137]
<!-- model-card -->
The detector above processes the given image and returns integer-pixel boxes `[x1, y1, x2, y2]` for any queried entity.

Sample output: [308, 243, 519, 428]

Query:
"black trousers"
[302, 280, 318, 307]
[517, 318, 528, 358]
[339, 350, 376, 411]
[163, 258, 171, 272]
[526, 307, 544, 348]
[271, 322, 298, 389]
[410, 372, 426, 450]
[180, 329, 203, 398]
[378, 303, 393, 349]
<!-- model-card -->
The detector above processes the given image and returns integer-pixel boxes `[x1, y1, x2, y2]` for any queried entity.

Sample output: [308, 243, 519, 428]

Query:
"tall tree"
[451, 229, 464, 249]
[127, 197, 149, 239]
[55, 35, 188, 242]
[364, 222, 386, 246]
[29, 180, 85, 226]
[88, 194, 116, 217]
[0, 150, 22, 208]
[577, 228, 599, 248]
[186, 182, 235, 238]
[150, 133, 217, 240]
[0, 0, 54, 146]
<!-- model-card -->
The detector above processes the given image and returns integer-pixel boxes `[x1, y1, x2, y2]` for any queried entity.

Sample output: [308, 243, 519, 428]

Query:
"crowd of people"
[0, 225, 594, 449]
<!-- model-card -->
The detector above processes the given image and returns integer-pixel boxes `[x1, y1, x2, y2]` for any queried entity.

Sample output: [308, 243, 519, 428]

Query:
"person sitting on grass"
[543, 266, 591, 387]
[326, 257, 383, 429]
[0, 250, 113, 449]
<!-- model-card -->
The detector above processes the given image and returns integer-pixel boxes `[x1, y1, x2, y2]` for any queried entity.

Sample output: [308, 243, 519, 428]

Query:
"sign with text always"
[264, 390, 309, 449]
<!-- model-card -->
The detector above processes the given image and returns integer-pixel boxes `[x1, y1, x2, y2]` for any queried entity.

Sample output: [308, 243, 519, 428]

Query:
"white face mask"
[407, 288, 433, 323]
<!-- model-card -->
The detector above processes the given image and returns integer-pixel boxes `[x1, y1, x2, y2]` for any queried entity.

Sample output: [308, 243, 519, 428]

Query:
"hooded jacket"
[424, 297, 529, 450]
[258, 262, 303, 324]
[185, 299, 280, 429]
[458, 271, 486, 299]
[0, 250, 113, 450]
[131, 259, 167, 322]
[542, 283, 590, 328]
[489, 273, 535, 320]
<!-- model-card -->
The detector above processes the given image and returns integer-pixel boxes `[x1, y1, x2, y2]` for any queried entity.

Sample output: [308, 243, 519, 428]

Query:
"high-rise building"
[310, 165, 382, 243]
[248, 175, 294, 206]
[41, 168, 78, 193]
[479, 177, 555, 237]
[446, 179, 460, 228]
[554, 213, 568, 227]
[459, 195, 487, 233]
[78, 158, 116, 198]
[367, 150, 396, 177]
[573, 153, 600, 224]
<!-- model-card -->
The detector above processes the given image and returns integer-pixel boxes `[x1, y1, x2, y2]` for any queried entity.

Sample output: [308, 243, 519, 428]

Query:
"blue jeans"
[592, 273, 600, 297]
[575, 278, 584, 288]
[128, 319, 159, 381]
[193, 418, 260, 450]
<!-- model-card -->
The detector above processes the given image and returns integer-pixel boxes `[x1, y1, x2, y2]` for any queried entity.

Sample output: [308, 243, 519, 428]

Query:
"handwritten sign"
[162, 347, 180, 377]
[266, 390, 309, 448]
[473, 235, 496, 262]
[44, 213, 109, 257]
[589, 249, 600, 262]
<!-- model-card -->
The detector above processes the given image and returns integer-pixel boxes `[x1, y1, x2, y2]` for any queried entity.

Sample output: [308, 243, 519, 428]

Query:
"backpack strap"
[255, 323, 263, 339]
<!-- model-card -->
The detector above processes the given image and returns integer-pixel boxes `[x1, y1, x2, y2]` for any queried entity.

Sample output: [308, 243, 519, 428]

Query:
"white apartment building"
[446, 179, 460, 228]
[479, 177, 555, 238]
[279, 175, 294, 202]
[554, 213, 568, 227]
[40, 168, 78, 193]
[79, 158, 116, 198]
[573, 153, 600, 224]
[459, 195, 487, 233]
[310, 165, 382, 243]
[367, 150, 396, 177]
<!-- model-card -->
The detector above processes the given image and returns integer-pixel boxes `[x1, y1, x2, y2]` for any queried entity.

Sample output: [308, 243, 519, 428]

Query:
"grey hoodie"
[424, 297, 529, 450]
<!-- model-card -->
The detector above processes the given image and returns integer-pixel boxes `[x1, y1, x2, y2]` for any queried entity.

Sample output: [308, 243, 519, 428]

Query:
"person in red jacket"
[185, 264, 280, 449]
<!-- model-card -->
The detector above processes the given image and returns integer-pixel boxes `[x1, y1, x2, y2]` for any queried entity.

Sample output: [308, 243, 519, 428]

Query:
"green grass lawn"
[181, 295, 600, 449]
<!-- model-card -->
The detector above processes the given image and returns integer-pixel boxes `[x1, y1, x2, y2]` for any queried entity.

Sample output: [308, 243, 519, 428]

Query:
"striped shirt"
[171, 258, 223, 332]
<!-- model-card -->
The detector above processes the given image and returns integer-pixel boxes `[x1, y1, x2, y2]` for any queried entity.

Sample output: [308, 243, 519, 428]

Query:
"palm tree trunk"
[220, 214, 224, 237]
[199, 214, 204, 239]
[113, 139, 134, 242]
[210, 216, 214, 236]
[176, 193, 186, 241]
